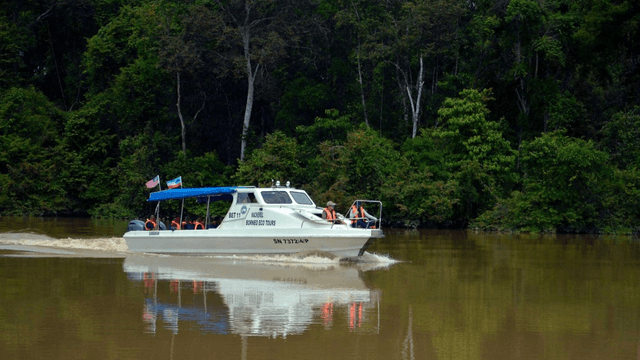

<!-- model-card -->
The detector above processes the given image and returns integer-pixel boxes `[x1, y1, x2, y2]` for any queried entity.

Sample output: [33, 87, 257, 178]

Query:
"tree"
[158, 4, 223, 155]
[362, 0, 466, 138]
[499, 0, 582, 140]
[0, 12, 31, 88]
[235, 131, 302, 187]
[598, 107, 640, 169]
[214, 0, 300, 161]
[432, 88, 516, 222]
[0, 87, 68, 214]
[382, 131, 458, 226]
[309, 125, 402, 209]
[475, 131, 613, 233]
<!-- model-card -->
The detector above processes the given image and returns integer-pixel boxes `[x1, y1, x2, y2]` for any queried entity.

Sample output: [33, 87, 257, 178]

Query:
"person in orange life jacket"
[347, 202, 377, 228]
[145, 215, 158, 230]
[182, 216, 195, 230]
[322, 201, 341, 224]
[194, 217, 205, 230]
[171, 217, 181, 230]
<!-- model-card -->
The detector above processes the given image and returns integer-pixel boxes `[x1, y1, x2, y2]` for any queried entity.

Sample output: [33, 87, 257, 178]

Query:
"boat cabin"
[221, 186, 326, 229]
[141, 185, 336, 231]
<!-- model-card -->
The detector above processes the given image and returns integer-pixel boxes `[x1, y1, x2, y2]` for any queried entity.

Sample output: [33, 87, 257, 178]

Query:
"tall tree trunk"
[47, 21, 66, 111]
[176, 72, 187, 155]
[356, 50, 369, 127]
[240, 27, 258, 162]
[351, 2, 369, 127]
[406, 56, 425, 139]
[395, 66, 409, 125]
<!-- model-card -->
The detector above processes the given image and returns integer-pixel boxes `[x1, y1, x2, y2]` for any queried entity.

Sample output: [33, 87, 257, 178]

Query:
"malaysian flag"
[145, 175, 160, 189]
[166, 176, 182, 189]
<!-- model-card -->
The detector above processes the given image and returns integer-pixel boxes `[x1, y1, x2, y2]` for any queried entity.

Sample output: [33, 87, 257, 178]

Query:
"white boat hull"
[124, 228, 383, 258]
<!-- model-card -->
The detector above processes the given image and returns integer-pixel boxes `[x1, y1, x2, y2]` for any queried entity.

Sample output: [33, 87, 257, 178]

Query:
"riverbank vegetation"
[1, 0, 639, 234]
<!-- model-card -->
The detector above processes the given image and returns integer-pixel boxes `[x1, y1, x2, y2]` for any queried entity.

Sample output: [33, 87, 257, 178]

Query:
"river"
[0, 217, 639, 360]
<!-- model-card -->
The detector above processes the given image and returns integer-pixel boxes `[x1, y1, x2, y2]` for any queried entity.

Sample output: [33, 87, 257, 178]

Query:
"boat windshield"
[261, 191, 293, 204]
[290, 191, 313, 205]
[237, 192, 258, 204]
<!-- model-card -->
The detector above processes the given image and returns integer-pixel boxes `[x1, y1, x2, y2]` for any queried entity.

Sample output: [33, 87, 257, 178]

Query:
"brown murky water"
[1, 218, 640, 360]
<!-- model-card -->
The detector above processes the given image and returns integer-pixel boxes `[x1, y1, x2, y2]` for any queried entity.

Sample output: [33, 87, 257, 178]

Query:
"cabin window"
[290, 191, 313, 205]
[236, 192, 258, 204]
[261, 191, 293, 204]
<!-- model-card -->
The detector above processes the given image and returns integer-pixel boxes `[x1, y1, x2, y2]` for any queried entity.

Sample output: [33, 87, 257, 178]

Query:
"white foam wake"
[0, 232, 130, 253]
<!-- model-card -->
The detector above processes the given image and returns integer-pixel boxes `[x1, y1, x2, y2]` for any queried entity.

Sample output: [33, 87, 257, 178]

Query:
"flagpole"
[156, 176, 162, 229]
[205, 195, 210, 228]
[179, 179, 184, 230]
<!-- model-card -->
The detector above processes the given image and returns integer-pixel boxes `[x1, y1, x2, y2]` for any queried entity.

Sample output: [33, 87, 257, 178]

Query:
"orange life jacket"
[171, 220, 181, 230]
[194, 221, 205, 230]
[350, 205, 365, 224]
[323, 207, 336, 221]
[145, 218, 157, 230]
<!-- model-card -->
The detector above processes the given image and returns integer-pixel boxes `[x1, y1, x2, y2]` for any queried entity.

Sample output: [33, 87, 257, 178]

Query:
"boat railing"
[347, 200, 382, 229]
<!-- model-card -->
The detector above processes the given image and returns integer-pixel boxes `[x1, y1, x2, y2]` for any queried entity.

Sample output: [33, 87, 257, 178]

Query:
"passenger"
[349, 202, 363, 226]
[322, 201, 339, 224]
[183, 216, 194, 230]
[208, 216, 220, 229]
[194, 217, 205, 230]
[171, 217, 181, 230]
[348, 202, 378, 228]
[145, 215, 158, 230]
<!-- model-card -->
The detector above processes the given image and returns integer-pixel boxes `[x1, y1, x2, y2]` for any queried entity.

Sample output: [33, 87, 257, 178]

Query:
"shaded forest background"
[1, 0, 640, 233]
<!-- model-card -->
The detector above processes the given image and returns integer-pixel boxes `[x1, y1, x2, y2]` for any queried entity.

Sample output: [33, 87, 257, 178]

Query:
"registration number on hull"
[273, 238, 309, 244]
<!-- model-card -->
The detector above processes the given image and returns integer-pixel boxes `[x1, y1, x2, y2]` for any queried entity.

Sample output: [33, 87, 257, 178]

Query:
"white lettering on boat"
[272, 238, 309, 244]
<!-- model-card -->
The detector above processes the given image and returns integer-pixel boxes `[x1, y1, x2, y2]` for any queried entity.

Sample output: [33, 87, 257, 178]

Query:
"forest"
[1, 0, 639, 233]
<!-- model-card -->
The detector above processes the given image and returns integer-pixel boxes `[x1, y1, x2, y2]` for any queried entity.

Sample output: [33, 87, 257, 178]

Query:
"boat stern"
[355, 229, 384, 256]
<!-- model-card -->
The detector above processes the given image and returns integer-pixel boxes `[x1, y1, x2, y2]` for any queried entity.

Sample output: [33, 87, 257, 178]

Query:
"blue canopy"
[148, 187, 238, 202]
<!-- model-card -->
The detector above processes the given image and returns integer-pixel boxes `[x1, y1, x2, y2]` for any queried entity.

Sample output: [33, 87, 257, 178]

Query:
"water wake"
[199, 250, 398, 266]
[0, 232, 130, 255]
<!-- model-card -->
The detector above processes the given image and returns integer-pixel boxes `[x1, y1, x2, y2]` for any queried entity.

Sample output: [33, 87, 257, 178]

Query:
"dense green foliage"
[1, 0, 639, 234]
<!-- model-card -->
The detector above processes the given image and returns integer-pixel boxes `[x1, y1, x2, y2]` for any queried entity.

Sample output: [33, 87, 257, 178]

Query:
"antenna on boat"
[286, 181, 290, 188]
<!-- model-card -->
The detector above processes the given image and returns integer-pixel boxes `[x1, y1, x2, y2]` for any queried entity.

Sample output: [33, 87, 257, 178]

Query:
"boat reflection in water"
[123, 254, 388, 338]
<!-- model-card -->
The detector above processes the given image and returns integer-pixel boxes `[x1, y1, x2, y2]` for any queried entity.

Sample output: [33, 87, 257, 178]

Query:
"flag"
[145, 175, 160, 189]
[167, 176, 182, 189]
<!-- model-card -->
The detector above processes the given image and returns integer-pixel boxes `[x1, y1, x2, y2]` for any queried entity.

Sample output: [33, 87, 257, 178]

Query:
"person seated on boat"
[347, 202, 377, 228]
[145, 215, 158, 230]
[194, 217, 205, 230]
[171, 217, 181, 230]
[322, 201, 340, 224]
[182, 216, 195, 230]
[207, 216, 220, 229]
[237, 192, 257, 204]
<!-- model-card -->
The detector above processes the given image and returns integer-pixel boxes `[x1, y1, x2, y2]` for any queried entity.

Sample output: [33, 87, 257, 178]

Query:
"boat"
[124, 182, 384, 257]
